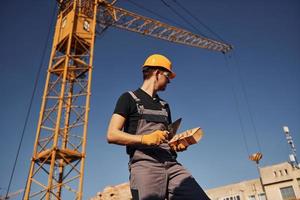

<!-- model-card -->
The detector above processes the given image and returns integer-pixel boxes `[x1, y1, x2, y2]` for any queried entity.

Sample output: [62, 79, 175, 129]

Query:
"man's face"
[157, 70, 171, 91]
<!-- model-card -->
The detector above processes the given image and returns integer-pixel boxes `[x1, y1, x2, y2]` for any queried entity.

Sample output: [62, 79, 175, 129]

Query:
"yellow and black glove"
[141, 130, 168, 146]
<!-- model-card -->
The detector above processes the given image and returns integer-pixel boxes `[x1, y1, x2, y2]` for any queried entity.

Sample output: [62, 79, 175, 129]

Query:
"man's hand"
[141, 130, 168, 146]
[169, 143, 188, 152]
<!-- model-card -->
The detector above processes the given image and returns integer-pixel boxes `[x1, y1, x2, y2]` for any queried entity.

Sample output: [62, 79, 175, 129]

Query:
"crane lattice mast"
[24, 0, 232, 199]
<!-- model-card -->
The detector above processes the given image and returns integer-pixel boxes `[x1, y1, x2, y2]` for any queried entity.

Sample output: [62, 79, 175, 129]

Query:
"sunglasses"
[162, 71, 171, 81]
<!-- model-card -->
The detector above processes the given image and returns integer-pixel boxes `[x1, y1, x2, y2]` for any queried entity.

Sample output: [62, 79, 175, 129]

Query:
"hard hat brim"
[169, 71, 176, 79]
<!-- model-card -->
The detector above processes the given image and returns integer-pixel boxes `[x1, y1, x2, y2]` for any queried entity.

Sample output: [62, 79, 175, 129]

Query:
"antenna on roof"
[283, 126, 300, 169]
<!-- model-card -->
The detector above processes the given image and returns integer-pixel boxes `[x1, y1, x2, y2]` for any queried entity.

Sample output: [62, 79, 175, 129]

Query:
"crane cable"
[159, 0, 209, 38]
[224, 52, 263, 157]
[171, 0, 228, 44]
[223, 54, 251, 156]
[123, 0, 191, 31]
[229, 51, 262, 153]
[5, 2, 58, 200]
[158, 1, 262, 158]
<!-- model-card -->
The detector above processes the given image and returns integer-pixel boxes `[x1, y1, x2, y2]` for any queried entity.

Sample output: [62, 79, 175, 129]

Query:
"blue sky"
[0, 0, 299, 199]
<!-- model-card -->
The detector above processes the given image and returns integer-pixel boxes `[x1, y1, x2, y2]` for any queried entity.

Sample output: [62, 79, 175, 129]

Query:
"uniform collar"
[138, 88, 159, 102]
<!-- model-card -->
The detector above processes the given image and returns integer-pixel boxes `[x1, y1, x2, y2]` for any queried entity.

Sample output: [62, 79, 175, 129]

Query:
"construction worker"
[107, 54, 211, 200]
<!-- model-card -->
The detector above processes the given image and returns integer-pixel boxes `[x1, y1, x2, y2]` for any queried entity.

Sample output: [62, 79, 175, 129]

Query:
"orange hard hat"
[142, 54, 176, 79]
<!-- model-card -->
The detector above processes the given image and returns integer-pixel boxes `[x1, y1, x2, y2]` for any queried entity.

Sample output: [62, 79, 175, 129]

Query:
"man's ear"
[151, 69, 158, 80]
[155, 69, 162, 81]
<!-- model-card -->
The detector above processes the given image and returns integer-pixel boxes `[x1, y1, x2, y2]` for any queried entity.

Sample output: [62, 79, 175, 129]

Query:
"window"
[279, 170, 283, 176]
[297, 178, 300, 188]
[258, 193, 266, 200]
[280, 186, 296, 200]
[285, 169, 288, 175]
[273, 171, 277, 177]
[222, 195, 240, 200]
[248, 195, 256, 200]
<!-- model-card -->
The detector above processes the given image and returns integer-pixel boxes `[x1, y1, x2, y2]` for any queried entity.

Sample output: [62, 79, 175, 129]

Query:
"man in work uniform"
[107, 54, 211, 200]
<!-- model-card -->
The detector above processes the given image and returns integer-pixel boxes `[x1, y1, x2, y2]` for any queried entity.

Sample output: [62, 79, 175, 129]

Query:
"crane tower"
[24, 0, 232, 199]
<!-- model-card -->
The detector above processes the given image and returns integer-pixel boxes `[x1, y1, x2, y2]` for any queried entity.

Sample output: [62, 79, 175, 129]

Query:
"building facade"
[207, 162, 300, 200]
[91, 162, 300, 200]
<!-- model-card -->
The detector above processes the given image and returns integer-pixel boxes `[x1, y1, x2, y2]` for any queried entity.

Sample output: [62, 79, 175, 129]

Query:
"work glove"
[169, 143, 188, 152]
[141, 130, 168, 146]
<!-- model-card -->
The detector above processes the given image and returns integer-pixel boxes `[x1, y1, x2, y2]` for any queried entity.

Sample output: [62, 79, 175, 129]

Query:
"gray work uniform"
[127, 91, 211, 200]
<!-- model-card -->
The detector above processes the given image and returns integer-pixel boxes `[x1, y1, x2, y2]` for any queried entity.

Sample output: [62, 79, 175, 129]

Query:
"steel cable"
[5, 2, 58, 199]
[223, 52, 263, 160]
[160, 0, 209, 38]
[230, 51, 263, 153]
[171, 0, 228, 44]
[223, 53, 251, 157]
[123, 0, 191, 31]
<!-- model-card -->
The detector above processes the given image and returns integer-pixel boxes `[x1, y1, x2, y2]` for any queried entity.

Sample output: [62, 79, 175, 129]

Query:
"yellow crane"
[24, 0, 232, 199]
